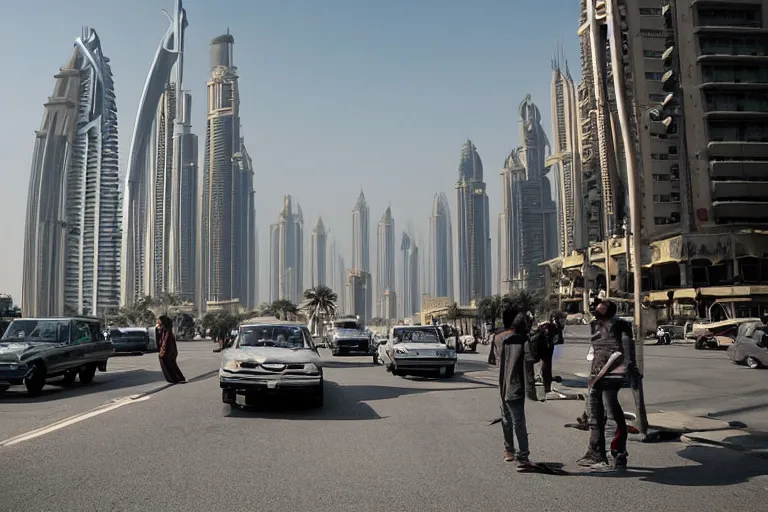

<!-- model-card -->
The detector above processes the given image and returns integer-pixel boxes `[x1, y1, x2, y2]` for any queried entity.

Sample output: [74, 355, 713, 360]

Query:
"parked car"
[727, 321, 768, 369]
[0, 316, 113, 396]
[378, 324, 457, 378]
[325, 316, 372, 356]
[219, 320, 324, 407]
[109, 327, 151, 354]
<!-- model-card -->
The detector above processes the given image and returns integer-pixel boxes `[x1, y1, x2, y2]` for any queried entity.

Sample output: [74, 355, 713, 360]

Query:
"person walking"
[526, 312, 566, 399]
[157, 315, 186, 384]
[577, 300, 633, 470]
[496, 306, 533, 470]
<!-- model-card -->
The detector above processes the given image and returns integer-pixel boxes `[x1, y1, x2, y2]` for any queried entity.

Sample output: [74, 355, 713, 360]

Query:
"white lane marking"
[0, 394, 151, 448]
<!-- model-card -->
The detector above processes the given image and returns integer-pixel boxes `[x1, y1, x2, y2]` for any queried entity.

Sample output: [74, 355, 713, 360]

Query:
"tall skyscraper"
[336, 254, 346, 314]
[351, 190, 371, 316]
[352, 190, 370, 272]
[500, 96, 559, 293]
[310, 217, 327, 287]
[400, 232, 420, 318]
[550, 53, 583, 256]
[121, 0, 187, 306]
[429, 193, 453, 299]
[268, 195, 304, 304]
[23, 28, 121, 317]
[346, 269, 371, 321]
[455, 140, 491, 304]
[199, 32, 255, 308]
[376, 207, 395, 317]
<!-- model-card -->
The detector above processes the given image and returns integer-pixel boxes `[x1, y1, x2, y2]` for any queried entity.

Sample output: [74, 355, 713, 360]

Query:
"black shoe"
[611, 451, 628, 469]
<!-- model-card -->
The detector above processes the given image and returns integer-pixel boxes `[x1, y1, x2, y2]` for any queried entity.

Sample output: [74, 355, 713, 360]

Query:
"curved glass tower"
[22, 28, 120, 317]
[121, 0, 186, 306]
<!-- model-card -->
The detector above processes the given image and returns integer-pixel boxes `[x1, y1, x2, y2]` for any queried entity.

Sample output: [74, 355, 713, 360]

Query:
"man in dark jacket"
[578, 300, 633, 470]
[496, 306, 533, 470]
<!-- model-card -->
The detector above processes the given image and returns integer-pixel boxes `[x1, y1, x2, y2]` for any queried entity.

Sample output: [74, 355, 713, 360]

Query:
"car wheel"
[746, 356, 761, 369]
[393, 369, 406, 377]
[79, 364, 97, 384]
[694, 338, 705, 350]
[222, 389, 236, 405]
[0, 385, 9, 394]
[444, 365, 455, 378]
[24, 362, 47, 396]
[60, 371, 77, 386]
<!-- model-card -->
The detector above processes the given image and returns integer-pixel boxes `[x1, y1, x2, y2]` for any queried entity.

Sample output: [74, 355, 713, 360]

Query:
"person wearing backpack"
[525, 312, 565, 400]
[577, 300, 633, 470]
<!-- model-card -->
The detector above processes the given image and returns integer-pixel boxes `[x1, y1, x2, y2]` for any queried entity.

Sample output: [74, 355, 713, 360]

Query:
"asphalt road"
[1, 341, 767, 512]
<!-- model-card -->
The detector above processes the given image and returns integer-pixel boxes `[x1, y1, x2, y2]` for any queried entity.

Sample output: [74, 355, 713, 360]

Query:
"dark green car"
[0, 317, 114, 396]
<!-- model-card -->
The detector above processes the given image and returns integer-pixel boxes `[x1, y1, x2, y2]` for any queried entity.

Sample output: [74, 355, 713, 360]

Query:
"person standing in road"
[496, 306, 533, 470]
[158, 315, 186, 384]
[578, 300, 633, 470]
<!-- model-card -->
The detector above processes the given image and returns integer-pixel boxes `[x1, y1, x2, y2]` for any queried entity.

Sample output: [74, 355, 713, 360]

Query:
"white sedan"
[378, 325, 457, 378]
[219, 322, 324, 407]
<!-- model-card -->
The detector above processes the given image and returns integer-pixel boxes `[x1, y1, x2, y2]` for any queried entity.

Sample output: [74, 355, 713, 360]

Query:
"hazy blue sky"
[0, 0, 580, 303]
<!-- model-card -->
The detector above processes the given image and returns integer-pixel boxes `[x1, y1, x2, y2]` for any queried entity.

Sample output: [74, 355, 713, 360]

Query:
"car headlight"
[304, 363, 321, 374]
[394, 346, 408, 355]
[222, 360, 242, 371]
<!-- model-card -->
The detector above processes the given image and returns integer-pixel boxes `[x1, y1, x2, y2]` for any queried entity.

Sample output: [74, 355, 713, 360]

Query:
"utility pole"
[605, 0, 649, 435]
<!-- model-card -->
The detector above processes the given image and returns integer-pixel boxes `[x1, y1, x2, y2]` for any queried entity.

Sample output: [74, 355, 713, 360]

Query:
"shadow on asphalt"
[321, 360, 378, 369]
[223, 380, 491, 421]
[0, 369, 167, 403]
[578, 445, 768, 486]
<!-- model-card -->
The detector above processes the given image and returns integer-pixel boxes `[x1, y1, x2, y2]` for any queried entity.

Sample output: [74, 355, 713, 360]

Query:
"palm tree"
[303, 286, 338, 336]
[269, 299, 299, 321]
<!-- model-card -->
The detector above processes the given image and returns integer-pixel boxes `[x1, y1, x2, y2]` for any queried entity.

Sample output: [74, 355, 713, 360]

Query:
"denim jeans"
[586, 381, 627, 459]
[501, 399, 529, 458]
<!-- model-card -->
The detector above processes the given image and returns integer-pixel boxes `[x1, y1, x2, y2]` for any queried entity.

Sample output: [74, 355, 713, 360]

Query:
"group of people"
[491, 299, 635, 472]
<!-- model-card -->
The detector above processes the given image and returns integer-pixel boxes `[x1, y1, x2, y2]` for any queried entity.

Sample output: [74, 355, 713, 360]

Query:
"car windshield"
[335, 321, 360, 330]
[394, 328, 441, 344]
[238, 325, 308, 349]
[1, 319, 70, 343]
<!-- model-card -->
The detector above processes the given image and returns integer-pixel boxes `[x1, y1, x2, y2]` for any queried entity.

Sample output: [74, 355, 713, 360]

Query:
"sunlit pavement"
[1, 343, 767, 512]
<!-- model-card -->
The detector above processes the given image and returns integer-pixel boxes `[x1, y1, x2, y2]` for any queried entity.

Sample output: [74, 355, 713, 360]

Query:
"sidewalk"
[463, 344, 768, 459]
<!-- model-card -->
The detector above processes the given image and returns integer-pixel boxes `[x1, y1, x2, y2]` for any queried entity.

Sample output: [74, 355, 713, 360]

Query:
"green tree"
[268, 299, 299, 321]
[108, 295, 156, 327]
[173, 312, 196, 340]
[477, 295, 503, 326]
[502, 289, 549, 319]
[302, 286, 338, 332]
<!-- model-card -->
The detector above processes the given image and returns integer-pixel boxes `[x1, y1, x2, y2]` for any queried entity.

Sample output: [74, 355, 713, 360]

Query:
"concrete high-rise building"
[346, 269, 371, 321]
[23, 28, 121, 317]
[121, 0, 188, 306]
[429, 193, 453, 299]
[351, 190, 371, 316]
[352, 190, 370, 273]
[400, 232, 420, 317]
[455, 140, 491, 304]
[199, 32, 255, 308]
[549, 52, 584, 256]
[268, 195, 304, 304]
[376, 207, 395, 318]
[499, 96, 559, 293]
[310, 217, 327, 287]
[336, 254, 346, 314]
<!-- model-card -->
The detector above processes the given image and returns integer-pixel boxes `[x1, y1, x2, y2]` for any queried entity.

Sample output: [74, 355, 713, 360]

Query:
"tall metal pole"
[605, 0, 648, 435]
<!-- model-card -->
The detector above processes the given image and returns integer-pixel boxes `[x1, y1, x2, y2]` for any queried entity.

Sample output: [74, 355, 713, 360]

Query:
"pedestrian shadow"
[0, 369, 167, 403]
[224, 380, 492, 421]
[577, 445, 768, 486]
